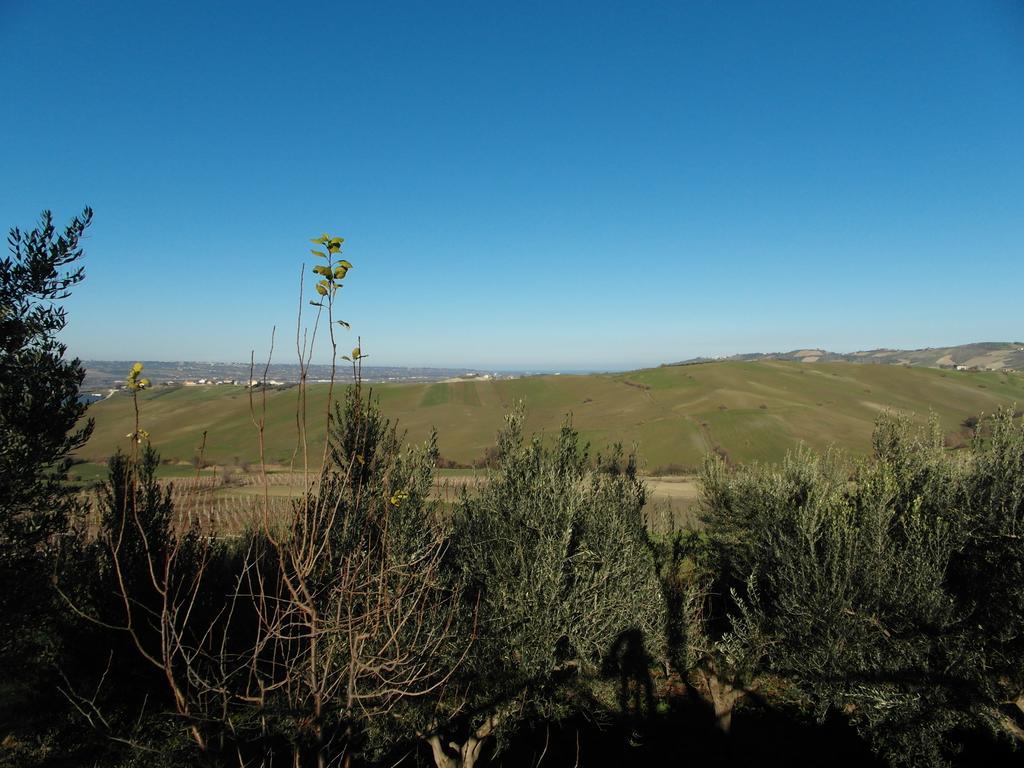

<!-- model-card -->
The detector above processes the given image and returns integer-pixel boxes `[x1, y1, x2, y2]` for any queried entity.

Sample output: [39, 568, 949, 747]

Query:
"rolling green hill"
[76, 361, 1024, 473]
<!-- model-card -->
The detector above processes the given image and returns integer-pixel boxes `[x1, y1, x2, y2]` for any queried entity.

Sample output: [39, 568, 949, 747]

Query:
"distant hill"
[666, 341, 1024, 372]
[76, 360, 1024, 473]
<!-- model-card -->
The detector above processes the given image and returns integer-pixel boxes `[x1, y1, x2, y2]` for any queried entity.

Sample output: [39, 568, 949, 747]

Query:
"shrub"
[249, 382, 465, 764]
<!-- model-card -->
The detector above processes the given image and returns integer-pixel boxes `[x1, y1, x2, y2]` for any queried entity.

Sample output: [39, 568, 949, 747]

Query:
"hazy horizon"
[76, 338, 1024, 376]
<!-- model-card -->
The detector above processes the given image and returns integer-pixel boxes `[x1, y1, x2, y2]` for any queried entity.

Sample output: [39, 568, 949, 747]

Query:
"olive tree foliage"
[950, 410, 1024, 743]
[695, 411, 1024, 766]
[96, 447, 181, 592]
[0, 207, 93, 662]
[62, 442, 217, 755]
[647, 524, 766, 735]
[51, 363, 233, 761]
[418, 411, 666, 768]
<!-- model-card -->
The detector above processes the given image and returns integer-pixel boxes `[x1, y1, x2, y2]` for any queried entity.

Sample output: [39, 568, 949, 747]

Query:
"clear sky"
[2, 1, 1022, 370]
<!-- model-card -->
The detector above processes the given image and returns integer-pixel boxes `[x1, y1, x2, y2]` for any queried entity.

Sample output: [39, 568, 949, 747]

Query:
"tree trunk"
[427, 734, 487, 768]
[998, 695, 1024, 744]
[427, 735, 456, 768]
[704, 669, 744, 734]
[425, 714, 498, 768]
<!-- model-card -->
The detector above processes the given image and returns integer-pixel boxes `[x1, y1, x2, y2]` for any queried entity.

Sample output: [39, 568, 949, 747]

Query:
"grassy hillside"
[76, 361, 1024, 472]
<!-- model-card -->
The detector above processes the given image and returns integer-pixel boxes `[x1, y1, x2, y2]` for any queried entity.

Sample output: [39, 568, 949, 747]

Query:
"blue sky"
[2, 1, 1021, 370]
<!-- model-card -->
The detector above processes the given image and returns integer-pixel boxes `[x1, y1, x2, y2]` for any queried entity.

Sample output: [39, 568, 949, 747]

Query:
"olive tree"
[417, 412, 666, 768]
[948, 409, 1024, 744]
[696, 412, 1024, 765]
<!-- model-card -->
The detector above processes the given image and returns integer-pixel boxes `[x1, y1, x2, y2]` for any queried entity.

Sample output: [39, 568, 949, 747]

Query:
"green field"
[75, 361, 1024, 474]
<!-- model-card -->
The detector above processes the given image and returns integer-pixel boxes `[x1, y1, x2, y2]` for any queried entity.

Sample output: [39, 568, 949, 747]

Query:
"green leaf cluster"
[125, 361, 150, 391]
[308, 232, 351, 301]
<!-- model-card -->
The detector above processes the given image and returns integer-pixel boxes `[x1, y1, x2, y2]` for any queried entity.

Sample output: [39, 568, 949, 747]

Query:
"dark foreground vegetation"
[2, 211, 1022, 767]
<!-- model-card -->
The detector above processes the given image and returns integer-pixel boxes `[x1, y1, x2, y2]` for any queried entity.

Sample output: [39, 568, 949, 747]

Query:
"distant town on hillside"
[80, 361, 531, 394]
